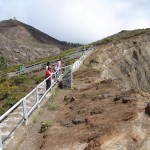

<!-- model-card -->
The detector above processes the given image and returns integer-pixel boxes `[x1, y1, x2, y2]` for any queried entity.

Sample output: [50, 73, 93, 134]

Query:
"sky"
[0, 0, 150, 44]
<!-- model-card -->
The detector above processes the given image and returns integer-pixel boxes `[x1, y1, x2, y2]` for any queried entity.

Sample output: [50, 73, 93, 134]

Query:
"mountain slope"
[0, 19, 63, 45]
[87, 28, 150, 92]
[0, 19, 80, 66]
[3, 28, 150, 150]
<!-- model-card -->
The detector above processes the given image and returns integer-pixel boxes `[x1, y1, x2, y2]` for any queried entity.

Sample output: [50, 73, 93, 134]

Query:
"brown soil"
[11, 67, 149, 150]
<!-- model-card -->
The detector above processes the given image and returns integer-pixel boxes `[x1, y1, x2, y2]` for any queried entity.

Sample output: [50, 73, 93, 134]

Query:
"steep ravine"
[88, 32, 150, 93]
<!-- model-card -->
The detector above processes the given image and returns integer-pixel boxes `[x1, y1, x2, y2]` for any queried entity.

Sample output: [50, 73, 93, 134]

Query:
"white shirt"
[58, 60, 61, 69]
[55, 61, 61, 71]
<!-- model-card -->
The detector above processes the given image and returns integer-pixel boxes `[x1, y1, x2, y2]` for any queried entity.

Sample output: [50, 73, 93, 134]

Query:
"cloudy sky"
[0, 0, 150, 44]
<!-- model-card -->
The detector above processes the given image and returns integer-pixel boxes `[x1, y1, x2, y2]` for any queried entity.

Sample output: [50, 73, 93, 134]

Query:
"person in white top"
[57, 59, 61, 70]
[54, 58, 62, 81]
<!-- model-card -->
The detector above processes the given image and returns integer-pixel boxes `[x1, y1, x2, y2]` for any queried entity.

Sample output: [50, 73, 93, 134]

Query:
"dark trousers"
[46, 79, 51, 90]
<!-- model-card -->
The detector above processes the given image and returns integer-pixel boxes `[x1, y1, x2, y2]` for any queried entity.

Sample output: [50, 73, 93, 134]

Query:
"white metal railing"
[72, 46, 94, 72]
[7, 49, 85, 77]
[0, 46, 94, 149]
[0, 70, 62, 147]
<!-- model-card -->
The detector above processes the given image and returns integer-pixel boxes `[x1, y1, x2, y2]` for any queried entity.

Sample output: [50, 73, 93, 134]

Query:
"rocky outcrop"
[88, 31, 150, 92]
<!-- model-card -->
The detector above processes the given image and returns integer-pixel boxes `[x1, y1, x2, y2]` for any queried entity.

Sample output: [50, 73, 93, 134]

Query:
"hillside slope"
[4, 28, 150, 150]
[12, 69, 150, 150]
[88, 29, 150, 93]
[0, 19, 80, 66]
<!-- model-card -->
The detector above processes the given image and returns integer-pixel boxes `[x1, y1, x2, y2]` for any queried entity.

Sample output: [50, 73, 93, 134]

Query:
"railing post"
[58, 69, 60, 79]
[44, 79, 47, 92]
[71, 66, 73, 88]
[53, 72, 56, 82]
[22, 98, 28, 125]
[49, 76, 51, 90]
[36, 88, 40, 109]
[57, 69, 59, 80]
[0, 130, 3, 150]
[74, 63, 76, 70]
[77, 61, 79, 69]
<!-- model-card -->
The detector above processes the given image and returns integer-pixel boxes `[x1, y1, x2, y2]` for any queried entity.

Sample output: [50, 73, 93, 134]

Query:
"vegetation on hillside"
[0, 72, 46, 115]
[0, 55, 7, 70]
[6, 46, 83, 73]
[60, 41, 83, 50]
[0, 49, 81, 115]
[92, 28, 150, 46]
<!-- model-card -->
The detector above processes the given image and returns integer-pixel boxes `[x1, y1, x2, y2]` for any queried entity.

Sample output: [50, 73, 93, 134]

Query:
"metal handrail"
[7, 49, 86, 77]
[0, 99, 23, 122]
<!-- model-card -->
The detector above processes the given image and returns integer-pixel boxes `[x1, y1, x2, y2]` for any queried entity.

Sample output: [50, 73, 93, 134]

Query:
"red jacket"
[45, 70, 52, 80]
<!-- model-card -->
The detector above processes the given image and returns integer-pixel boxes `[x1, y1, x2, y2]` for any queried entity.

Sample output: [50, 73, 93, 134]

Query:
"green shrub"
[47, 103, 59, 111]
[45, 121, 53, 127]
[6, 64, 22, 73]
[65, 59, 77, 66]
[11, 74, 29, 85]
[34, 76, 43, 84]
[0, 77, 6, 83]
[0, 55, 7, 70]
[101, 38, 112, 44]
[0, 89, 9, 100]
[0, 82, 9, 100]
[3, 96, 18, 108]
[0, 108, 5, 116]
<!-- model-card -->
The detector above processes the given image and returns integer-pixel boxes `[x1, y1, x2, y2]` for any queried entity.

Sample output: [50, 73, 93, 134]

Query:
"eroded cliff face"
[88, 32, 150, 92]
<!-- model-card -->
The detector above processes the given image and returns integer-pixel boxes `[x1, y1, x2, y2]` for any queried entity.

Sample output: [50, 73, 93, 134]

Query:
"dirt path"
[5, 67, 150, 150]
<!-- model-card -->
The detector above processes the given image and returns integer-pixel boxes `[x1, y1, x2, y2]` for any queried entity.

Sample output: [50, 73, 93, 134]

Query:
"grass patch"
[33, 110, 44, 123]
[47, 102, 59, 111]
[71, 84, 78, 90]
[33, 116, 39, 123]
[45, 121, 53, 127]
[54, 88, 60, 97]
[39, 110, 44, 115]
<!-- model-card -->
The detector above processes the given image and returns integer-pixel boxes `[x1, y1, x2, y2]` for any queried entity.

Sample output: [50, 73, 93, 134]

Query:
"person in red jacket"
[45, 66, 52, 90]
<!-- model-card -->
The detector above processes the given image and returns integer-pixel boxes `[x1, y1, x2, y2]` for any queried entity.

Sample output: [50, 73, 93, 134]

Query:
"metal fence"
[7, 49, 86, 78]
[0, 46, 94, 150]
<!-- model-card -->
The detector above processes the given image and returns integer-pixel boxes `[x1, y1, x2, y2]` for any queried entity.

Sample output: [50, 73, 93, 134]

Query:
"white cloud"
[126, 16, 150, 29]
[0, 0, 149, 44]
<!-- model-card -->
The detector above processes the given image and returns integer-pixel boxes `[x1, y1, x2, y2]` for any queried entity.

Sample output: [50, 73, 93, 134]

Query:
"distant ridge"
[92, 28, 150, 46]
[0, 19, 63, 46]
[0, 19, 82, 66]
